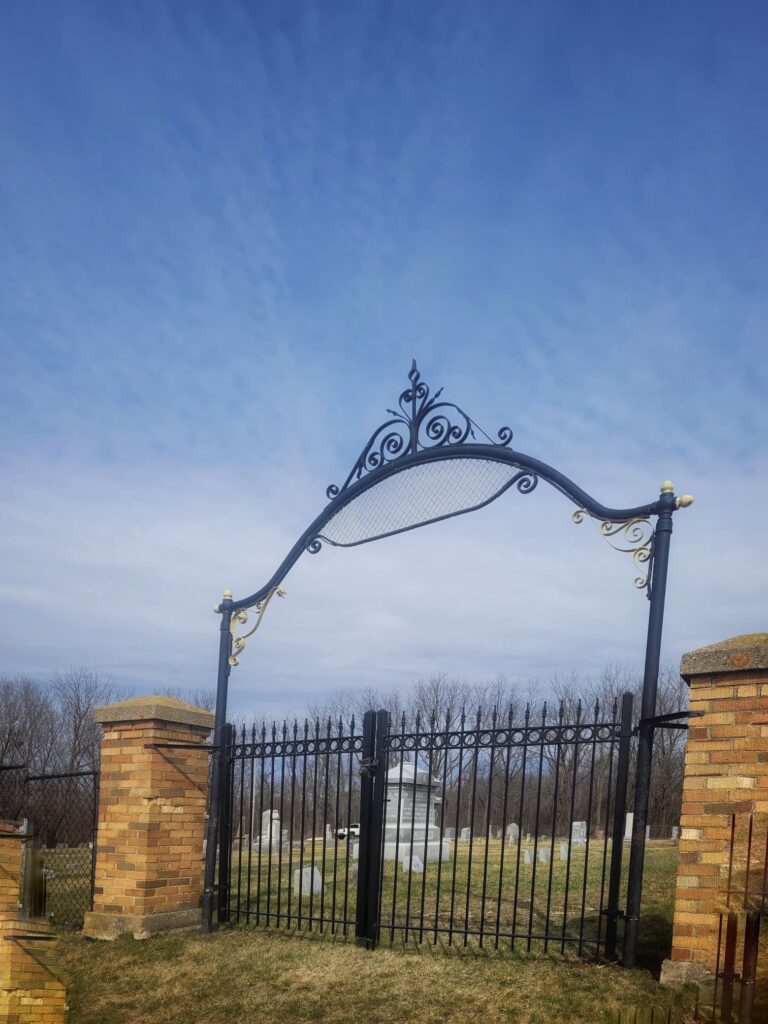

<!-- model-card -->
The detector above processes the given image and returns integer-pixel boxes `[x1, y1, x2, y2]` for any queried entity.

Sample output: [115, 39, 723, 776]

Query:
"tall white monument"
[383, 761, 451, 864]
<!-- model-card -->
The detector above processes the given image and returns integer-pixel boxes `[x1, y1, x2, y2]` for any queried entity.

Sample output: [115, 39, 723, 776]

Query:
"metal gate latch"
[360, 757, 378, 778]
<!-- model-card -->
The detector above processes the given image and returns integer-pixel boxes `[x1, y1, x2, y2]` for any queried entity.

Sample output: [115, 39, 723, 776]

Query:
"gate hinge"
[634, 709, 703, 734]
[360, 757, 378, 778]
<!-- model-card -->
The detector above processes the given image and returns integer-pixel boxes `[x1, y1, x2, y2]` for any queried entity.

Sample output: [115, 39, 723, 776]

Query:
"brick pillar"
[0, 826, 67, 1023]
[0, 917, 67, 1024]
[0, 821, 22, 915]
[83, 696, 214, 940]
[661, 634, 768, 986]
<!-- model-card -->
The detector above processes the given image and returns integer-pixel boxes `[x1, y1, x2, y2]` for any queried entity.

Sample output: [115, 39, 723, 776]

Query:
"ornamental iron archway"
[203, 361, 694, 965]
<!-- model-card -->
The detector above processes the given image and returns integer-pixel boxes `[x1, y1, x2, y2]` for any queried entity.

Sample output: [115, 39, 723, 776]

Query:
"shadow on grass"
[634, 912, 673, 976]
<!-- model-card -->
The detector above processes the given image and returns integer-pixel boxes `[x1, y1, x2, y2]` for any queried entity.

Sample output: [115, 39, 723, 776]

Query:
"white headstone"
[645, 825, 650, 840]
[496, 829, 503, 840]
[506, 823, 520, 846]
[444, 827, 455, 840]
[538, 846, 550, 864]
[523, 849, 533, 866]
[293, 866, 322, 898]
[325, 824, 333, 842]
[559, 843, 568, 861]
[671, 826, 679, 841]
[571, 821, 587, 846]
[624, 813, 634, 843]
[402, 854, 424, 874]
[459, 827, 471, 843]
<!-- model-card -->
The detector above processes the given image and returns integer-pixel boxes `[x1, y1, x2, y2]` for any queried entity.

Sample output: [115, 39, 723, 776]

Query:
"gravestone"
[506, 823, 520, 847]
[571, 821, 587, 846]
[671, 826, 679, 841]
[559, 843, 568, 861]
[645, 825, 650, 840]
[258, 809, 281, 850]
[293, 866, 322, 898]
[624, 812, 634, 844]
[459, 827, 471, 843]
[538, 846, 550, 864]
[401, 854, 424, 874]
[325, 824, 333, 842]
[444, 827, 455, 840]
[523, 849, 533, 866]
[496, 829, 503, 839]
[383, 761, 451, 863]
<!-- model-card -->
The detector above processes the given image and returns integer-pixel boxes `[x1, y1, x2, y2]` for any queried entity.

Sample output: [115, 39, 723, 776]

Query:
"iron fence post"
[89, 771, 99, 913]
[623, 487, 675, 968]
[604, 691, 634, 960]
[217, 722, 235, 923]
[203, 598, 233, 932]
[355, 709, 387, 949]
[738, 910, 760, 1024]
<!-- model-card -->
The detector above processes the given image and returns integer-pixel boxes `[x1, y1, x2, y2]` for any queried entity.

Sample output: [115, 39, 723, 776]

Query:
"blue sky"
[1, 2, 766, 717]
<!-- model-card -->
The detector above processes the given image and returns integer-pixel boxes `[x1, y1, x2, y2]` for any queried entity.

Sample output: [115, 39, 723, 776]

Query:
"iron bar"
[528, 703, 548, 952]
[623, 490, 675, 968]
[604, 692, 633, 961]
[494, 703, 514, 950]
[479, 707, 497, 948]
[511, 703, 530, 952]
[463, 709, 482, 948]
[202, 597, 233, 933]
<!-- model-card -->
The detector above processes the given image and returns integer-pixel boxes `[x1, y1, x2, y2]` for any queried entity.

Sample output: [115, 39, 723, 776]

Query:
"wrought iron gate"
[206, 360, 695, 967]
[223, 694, 633, 958]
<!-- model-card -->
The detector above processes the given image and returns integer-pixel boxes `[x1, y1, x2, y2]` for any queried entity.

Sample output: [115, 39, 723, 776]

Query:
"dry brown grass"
[60, 926, 693, 1024]
[58, 843, 689, 1023]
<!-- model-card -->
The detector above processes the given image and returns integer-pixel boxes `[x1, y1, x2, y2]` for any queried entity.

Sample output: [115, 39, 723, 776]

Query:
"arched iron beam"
[227, 444, 662, 613]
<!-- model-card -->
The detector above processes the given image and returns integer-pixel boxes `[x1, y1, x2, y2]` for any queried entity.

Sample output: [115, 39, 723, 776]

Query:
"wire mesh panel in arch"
[377, 698, 631, 956]
[224, 718, 364, 935]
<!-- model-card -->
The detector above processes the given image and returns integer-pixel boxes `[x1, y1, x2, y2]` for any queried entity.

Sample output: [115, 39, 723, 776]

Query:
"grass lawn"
[60, 928, 695, 1024]
[59, 843, 690, 1024]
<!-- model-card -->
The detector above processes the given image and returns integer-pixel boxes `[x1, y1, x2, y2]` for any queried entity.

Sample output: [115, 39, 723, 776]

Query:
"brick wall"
[0, 916, 66, 1024]
[0, 821, 22, 916]
[662, 634, 768, 984]
[83, 696, 214, 940]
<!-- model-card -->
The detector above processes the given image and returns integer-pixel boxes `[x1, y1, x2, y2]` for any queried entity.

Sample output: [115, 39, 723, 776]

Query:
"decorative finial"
[223, 589, 233, 599]
[660, 481, 674, 493]
[676, 494, 694, 509]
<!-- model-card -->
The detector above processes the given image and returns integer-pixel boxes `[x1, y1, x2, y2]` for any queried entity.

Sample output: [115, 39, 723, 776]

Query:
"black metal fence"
[222, 693, 634, 959]
[222, 717, 363, 935]
[0, 764, 98, 928]
[693, 815, 767, 1024]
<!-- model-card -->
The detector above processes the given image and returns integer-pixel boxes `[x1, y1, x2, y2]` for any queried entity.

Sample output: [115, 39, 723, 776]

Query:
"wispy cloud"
[0, 3, 766, 716]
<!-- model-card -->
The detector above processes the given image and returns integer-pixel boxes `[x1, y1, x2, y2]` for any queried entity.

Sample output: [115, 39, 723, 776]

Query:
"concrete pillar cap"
[93, 695, 214, 729]
[680, 633, 768, 682]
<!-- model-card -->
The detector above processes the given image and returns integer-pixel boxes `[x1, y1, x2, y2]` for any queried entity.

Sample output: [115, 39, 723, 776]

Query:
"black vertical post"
[203, 595, 233, 932]
[720, 911, 738, 1023]
[604, 691, 633, 960]
[89, 772, 100, 912]
[355, 709, 387, 949]
[738, 910, 760, 1024]
[217, 722, 235, 923]
[623, 486, 676, 968]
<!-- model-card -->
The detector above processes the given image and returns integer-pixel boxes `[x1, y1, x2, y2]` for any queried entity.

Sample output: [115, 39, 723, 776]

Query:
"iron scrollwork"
[325, 359, 516, 500]
[572, 509, 655, 594]
[229, 587, 286, 666]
